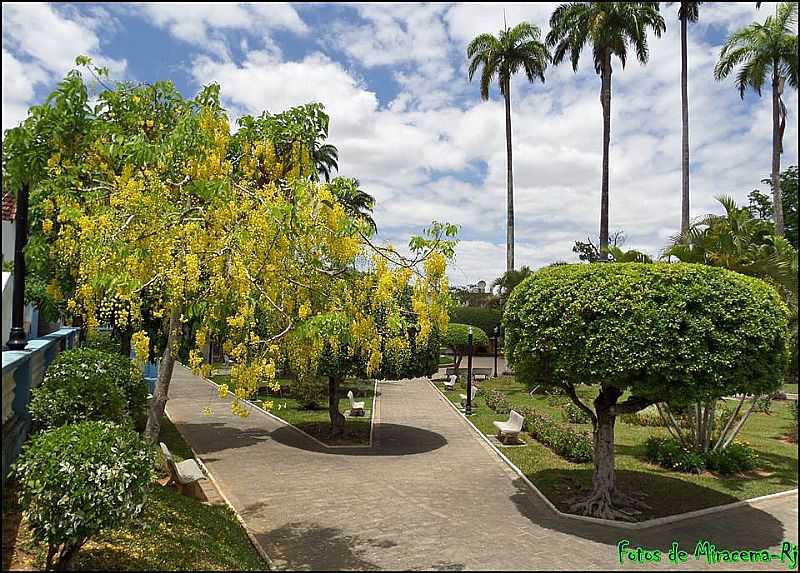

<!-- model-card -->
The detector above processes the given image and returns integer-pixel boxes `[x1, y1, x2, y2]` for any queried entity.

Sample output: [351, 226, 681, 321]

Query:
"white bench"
[443, 374, 457, 391]
[160, 442, 206, 493]
[348, 390, 365, 416]
[493, 410, 524, 444]
[460, 384, 479, 408]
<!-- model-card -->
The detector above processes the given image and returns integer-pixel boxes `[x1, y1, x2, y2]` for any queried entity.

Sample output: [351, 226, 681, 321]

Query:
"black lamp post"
[466, 325, 473, 415]
[493, 326, 499, 378]
[7, 183, 30, 351]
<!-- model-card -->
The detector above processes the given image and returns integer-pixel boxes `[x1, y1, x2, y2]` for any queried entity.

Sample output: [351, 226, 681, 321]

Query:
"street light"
[493, 326, 499, 378]
[466, 325, 473, 415]
[7, 183, 30, 351]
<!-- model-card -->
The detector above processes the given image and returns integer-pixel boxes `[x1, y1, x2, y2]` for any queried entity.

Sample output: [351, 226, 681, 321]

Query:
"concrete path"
[166, 365, 798, 571]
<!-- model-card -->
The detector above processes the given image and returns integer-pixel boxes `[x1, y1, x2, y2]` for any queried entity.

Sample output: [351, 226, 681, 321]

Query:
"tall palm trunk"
[680, 14, 691, 235]
[599, 55, 612, 259]
[771, 68, 785, 236]
[504, 79, 515, 272]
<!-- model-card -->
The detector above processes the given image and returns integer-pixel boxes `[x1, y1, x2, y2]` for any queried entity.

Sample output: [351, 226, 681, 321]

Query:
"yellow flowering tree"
[3, 58, 455, 443]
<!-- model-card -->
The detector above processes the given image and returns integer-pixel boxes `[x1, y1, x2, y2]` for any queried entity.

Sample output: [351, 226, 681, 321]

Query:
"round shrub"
[705, 442, 758, 474]
[485, 389, 511, 415]
[644, 437, 706, 474]
[30, 348, 146, 431]
[449, 307, 502, 340]
[505, 263, 790, 406]
[12, 421, 154, 570]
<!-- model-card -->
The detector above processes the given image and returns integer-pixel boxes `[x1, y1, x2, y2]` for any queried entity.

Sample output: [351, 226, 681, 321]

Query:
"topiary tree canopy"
[445, 323, 489, 370]
[504, 263, 789, 519]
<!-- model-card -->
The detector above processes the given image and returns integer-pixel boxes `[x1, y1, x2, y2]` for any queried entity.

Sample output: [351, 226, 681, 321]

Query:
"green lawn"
[437, 376, 798, 521]
[782, 383, 798, 395]
[212, 374, 375, 446]
[2, 417, 267, 571]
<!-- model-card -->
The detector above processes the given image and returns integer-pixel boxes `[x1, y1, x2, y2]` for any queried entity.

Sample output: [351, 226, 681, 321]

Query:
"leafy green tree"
[312, 142, 338, 183]
[467, 22, 549, 273]
[504, 263, 789, 519]
[715, 2, 798, 236]
[573, 230, 626, 262]
[749, 165, 799, 249]
[669, 2, 704, 234]
[492, 266, 533, 307]
[547, 3, 665, 259]
[445, 323, 489, 370]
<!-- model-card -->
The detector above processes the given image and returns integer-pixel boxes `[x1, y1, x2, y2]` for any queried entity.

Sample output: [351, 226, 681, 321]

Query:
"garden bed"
[436, 376, 798, 522]
[2, 417, 267, 571]
[212, 374, 376, 446]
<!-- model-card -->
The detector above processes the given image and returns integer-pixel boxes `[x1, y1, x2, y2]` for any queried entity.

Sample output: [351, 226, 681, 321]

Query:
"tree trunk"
[504, 79, 515, 273]
[119, 326, 132, 358]
[144, 306, 182, 444]
[772, 70, 784, 236]
[328, 375, 346, 438]
[571, 385, 646, 520]
[680, 14, 691, 235]
[599, 56, 612, 260]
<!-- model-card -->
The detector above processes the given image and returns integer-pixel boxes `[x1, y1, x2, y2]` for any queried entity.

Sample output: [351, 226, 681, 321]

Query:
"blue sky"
[3, 2, 798, 285]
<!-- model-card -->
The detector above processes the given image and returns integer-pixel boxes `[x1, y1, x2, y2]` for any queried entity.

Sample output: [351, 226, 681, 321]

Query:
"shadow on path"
[269, 422, 448, 456]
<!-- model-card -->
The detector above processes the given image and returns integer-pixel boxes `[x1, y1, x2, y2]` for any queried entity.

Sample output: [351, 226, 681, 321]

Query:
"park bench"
[347, 390, 366, 416]
[443, 374, 457, 391]
[493, 410, 524, 444]
[460, 384, 479, 408]
[446, 367, 493, 381]
[160, 442, 206, 498]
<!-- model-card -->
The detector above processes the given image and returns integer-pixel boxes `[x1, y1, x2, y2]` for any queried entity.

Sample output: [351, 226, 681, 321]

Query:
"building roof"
[2, 193, 16, 221]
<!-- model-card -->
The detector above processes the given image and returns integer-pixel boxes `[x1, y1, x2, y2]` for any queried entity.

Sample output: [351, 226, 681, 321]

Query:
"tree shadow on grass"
[510, 471, 790, 553]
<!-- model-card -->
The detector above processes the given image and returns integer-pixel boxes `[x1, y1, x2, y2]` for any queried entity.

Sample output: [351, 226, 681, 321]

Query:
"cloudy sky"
[3, 2, 798, 286]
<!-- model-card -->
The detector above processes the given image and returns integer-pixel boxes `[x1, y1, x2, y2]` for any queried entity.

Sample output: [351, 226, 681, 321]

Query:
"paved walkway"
[166, 365, 798, 571]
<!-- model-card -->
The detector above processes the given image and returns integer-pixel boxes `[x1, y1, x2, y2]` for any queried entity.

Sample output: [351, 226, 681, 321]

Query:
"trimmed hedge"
[445, 323, 489, 351]
[561, 402, 592, 424]
[644, 437, 758, 475]
[517, 406, 593, 463]
[485, 389, 511, 415]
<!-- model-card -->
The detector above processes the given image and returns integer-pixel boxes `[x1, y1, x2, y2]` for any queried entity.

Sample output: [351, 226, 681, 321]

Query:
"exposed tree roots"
[570, 488, 651, 521]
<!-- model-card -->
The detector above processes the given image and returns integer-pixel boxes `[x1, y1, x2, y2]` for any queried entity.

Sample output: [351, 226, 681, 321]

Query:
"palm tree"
[467, 22, 550, 273]
[547, 3, 665, 259]
[312, 141, 339, 183]
[715, 2, 798, 237]
[329, 177, 377, 234]
[669, 2, 703, 235]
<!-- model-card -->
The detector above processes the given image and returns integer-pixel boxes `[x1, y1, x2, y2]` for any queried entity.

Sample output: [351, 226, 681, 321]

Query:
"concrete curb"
[195, 367, 379, 450]
[427, 378, 799, 530]
[163, 403, 277, 571]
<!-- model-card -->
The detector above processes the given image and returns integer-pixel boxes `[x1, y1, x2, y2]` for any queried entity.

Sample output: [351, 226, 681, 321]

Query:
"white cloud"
[2, 3, 126, 132]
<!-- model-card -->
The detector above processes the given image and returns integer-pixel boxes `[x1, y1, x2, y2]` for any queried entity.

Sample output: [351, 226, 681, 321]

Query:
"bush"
[445, 323, 489, 354]
[12, 421, 154, 570]
[449, 307, 502, 341]
[31, 348, 147, 431]
[620, 405, 667, 427]
[82, 330, 121, 354]
[517, 406, 593, 463]
[561, 402, 592, 424]
[645, 437, 758, 475]
[753, 395, 773, 414]
[485, 389, 511, 415]
[644, 437, 706, 474]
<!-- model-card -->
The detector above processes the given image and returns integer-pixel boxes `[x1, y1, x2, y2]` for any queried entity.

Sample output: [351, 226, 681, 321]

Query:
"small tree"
[445, 323, 489, 370]
[504, 263, 789, 520]
[13, 422, 153, 570]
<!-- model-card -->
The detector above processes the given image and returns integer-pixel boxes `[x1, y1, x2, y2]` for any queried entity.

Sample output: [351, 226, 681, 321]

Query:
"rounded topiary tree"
[445, 323, 489, 370]
[504, 263, 789, 519]
[29, 349, 137, 432]
[13, 421, 153, 570]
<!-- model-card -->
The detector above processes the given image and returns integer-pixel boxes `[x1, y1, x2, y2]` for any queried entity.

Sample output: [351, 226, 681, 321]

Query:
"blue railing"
[2, 327, 80, 480]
